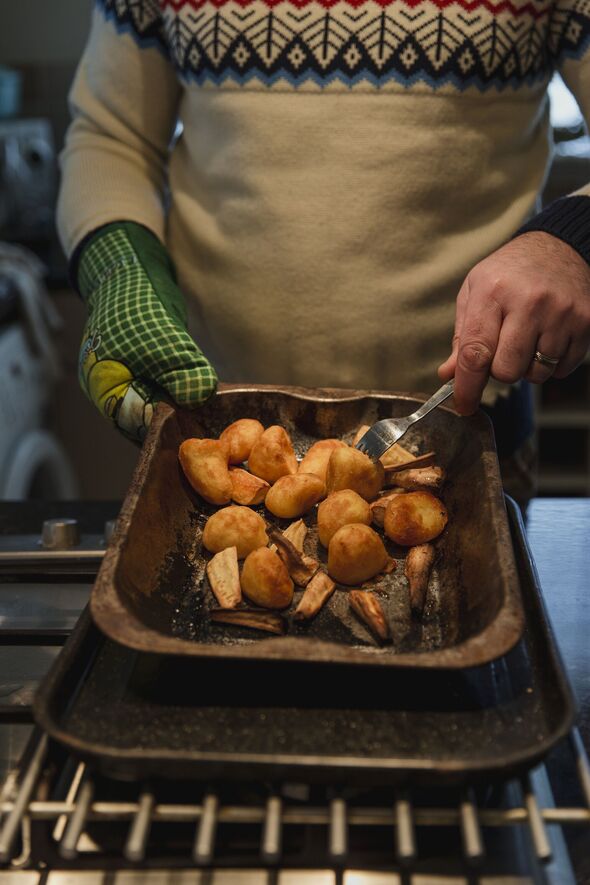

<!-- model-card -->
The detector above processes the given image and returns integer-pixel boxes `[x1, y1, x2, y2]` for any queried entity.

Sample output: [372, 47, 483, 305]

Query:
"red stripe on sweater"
[161, 0, 549, 19]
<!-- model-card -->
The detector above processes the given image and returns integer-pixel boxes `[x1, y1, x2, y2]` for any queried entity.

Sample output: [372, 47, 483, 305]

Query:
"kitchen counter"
[0, 497, 588, 882]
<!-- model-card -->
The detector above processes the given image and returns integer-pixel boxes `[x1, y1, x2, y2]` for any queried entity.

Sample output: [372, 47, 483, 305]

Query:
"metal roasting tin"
[90, 385, 525, 668]
[33, 499, 575, 785]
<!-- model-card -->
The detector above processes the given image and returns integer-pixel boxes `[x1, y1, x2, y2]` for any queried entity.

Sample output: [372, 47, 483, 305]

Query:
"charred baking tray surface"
[89, 386, 524, 668]
[33, 500, 575, 786]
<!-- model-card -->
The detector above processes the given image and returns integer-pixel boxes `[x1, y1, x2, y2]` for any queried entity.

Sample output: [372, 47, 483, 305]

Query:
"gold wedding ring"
[533, 350, 560, 368]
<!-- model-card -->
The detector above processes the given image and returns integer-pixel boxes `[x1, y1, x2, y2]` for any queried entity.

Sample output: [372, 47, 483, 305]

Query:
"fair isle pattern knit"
[96, 0, 590, 89]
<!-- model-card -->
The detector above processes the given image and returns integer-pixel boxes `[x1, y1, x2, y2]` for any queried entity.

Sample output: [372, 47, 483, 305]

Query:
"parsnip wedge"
[282, 518, 307, 553]
[384, 451, 436, 479]
[349, 590, 391, 643]
[210, 608, 286, 635]
[205, 546, 241, 609]
[266, 525, 319, 586]
[405, 543, 435, 616]
[386, 465, 444, 492]
[294, 571, 336, 621]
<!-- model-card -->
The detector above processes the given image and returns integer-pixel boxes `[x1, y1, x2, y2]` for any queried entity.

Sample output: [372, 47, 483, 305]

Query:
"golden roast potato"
[179, 438, 232, 506]
[229, 467, 269, 506]
[383, 491, 448, 546]
[317, 489, 371, 547]
[327, 524, 389, 585]
[298, 439, 347, 483]
[325, 446, 384, 501]
[370, 489, 406, 528]
[265, 473, 325, 518]
[241, 547, 294, 609]
[220, 418, 265, 465]
[202, 506, 269, 559]
[248, 425, 298, 484]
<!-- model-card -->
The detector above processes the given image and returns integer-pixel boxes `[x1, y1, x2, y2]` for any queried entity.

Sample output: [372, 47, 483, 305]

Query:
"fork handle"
[408, 379, 455, 424]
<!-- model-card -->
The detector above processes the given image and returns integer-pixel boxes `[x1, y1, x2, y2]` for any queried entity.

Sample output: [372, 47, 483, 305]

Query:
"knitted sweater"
[57, 0, 590, 402]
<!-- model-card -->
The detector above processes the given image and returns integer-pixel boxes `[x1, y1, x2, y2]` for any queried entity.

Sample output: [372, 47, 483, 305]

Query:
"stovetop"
[0, 500, 589, 884]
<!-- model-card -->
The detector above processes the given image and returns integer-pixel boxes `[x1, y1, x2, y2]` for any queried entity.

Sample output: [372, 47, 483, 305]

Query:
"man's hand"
[438, 231, 590, 414]
[77, 222, 217, 442]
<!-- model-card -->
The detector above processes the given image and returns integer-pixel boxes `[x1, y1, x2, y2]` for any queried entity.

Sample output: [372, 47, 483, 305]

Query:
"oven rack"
[1, 728, 589, 870]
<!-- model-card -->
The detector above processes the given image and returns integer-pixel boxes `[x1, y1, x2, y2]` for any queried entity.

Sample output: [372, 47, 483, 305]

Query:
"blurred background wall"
[0, 0, 93, 146]
[0, 0, 139, 501]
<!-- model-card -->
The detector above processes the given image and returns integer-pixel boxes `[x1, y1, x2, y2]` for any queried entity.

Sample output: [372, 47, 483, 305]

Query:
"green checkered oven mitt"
[76, 222, 217, 442]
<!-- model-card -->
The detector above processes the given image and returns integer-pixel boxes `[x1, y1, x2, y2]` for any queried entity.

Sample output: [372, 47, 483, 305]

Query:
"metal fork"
[355, 379, 455, 462]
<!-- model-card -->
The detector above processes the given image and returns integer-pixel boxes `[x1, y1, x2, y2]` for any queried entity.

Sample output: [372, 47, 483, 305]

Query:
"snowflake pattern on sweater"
[98, 0, 590, 89]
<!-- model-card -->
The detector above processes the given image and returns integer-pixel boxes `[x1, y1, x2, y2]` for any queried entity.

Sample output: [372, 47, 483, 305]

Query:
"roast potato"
[202, 506, 269, 559]
[370, 489, 406, 528]
[298, 439, 347, 482]
[317, 489, 371, 547]
[265, 473, 325, 518]
[229, 467, 269, 506]
[248, 425, 298, 484]
[220, 418, 265, 465]
[383, 491, 448, 546]
[179, 438, 232, 506]
[241, 547, 294, 609]
[326, 446, 384, 501]
[327, 524, 389, 585]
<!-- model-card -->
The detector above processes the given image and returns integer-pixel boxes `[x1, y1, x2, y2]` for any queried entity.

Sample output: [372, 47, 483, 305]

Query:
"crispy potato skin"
[384, 491, 448, 546]
[220, 419, 265, 465]
[179, 438, 232, 505]
[265, 473, 326, 518]
[317, 490, 371, 547]
[370, 489, 406, 528]
[248, 426, 298, 484]
[327, 524, 389, 585]
[326, 447, 384, 501]
[202, 506, 269, 559]
[241, 547, 294, 609]
[229, 467, 269, 506]
[298, 439, 347, 483]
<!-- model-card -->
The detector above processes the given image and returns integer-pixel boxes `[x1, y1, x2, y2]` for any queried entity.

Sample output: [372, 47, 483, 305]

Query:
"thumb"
[154, 349, 218, 408]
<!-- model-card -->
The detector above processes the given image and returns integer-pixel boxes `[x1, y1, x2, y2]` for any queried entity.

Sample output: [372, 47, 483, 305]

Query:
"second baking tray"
[91, 385, 524, 669]
[33, 499, 575, 785]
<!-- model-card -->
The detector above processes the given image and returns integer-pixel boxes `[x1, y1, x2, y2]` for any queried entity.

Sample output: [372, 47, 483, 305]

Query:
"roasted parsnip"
[210, 608, 286, 635]
[388, 465, 444, 492]
[282, 518, 307, 553]
[205, 546, 241, 608]
[266, 525, 319, 586]
[294, 571, 336, 620]
[405, 543, 435, 615]
[349, 590, 391, 642]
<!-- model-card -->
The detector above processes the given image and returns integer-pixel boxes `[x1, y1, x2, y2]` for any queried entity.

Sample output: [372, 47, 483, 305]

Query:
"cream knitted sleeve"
[516, 0, 590, 261]
[56, 2, 181, 258]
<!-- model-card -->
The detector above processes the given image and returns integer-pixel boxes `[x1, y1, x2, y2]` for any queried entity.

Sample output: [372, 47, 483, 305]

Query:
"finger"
[438, 278, 469, 380]
[438, 336, 459, 381]
[454, 296, 503, 415]
[553, 338, 590, 379]
[490, 313, 539, 384]
[524, 332, 569, 384]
